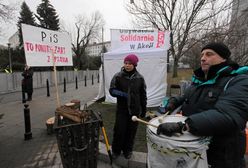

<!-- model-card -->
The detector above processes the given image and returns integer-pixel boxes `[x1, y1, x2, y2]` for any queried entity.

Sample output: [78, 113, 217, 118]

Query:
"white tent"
[96, 48, 167, 107]
[95, 29, 170, 107]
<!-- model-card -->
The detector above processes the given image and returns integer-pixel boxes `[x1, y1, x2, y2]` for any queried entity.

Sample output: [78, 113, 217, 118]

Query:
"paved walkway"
[1, 80, 248, 168]
[0, 80, 115, 168]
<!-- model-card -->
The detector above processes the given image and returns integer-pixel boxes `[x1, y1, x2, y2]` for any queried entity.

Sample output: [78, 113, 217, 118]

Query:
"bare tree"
[185, 0, 248, 66]
[126, 0, 232, 77]
[0, 0, 17, 35]
[0, 1, 15, 21]
[183, 23, 230, 70]
[71, 11, 105, 69]
[183, 2, 233, 69]
[182, 39, 201, 70]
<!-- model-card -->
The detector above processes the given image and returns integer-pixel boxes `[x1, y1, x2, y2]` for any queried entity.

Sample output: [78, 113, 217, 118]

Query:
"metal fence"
[0, 70, 99, 94]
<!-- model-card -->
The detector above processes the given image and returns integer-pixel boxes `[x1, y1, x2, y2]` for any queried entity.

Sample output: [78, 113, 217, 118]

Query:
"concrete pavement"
[1, 79, 248, 168]
[0, 80, 117, 168]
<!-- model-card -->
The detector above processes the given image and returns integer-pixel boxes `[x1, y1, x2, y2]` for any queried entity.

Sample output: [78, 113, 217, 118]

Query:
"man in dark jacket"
[109, 54, 147, 159]
[157, 42, 248, 168]
[22, 65, 33, 101]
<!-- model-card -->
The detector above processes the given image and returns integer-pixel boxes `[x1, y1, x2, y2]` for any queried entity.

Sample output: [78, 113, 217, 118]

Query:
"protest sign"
[22, 23, 73, 67]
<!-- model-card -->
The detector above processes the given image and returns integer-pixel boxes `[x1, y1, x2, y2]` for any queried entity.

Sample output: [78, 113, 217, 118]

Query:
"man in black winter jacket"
[157, 42, 248, 168]
[109, 54, 147, 160]
[22, 65, 33, 101]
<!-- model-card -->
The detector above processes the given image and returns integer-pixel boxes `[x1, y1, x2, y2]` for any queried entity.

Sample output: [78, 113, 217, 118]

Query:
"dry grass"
[167, 68, 193, 85]
[89, 68, 193, 153]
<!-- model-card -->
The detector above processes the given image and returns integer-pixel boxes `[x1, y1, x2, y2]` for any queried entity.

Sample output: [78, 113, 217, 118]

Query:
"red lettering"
[25, 42, 34, 51]
[47, 56, 50, 62]
[156, 31, 165, 48]
[119, 34, 154, 42]
[47, 55, 68, 63]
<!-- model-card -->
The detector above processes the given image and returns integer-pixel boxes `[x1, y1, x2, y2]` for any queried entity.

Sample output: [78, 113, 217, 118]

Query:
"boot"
[123, 151, 132, 159]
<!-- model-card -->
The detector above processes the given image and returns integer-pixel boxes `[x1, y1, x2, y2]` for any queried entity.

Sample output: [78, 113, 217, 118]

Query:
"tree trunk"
[172, 58, 178, 78]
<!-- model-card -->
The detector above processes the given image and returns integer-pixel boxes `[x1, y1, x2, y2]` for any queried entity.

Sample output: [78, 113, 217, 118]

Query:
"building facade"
[230, 0, 248, 64]
[86, 41, 111, 57]
[8, 31, 19, 48]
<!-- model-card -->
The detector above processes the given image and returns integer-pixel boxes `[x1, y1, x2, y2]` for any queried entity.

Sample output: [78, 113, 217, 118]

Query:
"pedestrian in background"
[109, 54, 147, 159]
[22, 65, 33, 101]
[157, 42, 248, 168]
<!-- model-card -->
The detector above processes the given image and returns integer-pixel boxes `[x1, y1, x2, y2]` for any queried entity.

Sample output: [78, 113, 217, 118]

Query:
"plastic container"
[54, 109, 100, 168]
[147, 115, 210, 168]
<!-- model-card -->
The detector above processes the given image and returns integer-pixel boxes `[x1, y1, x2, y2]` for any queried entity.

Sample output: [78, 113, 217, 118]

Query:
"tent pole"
[101, 27, 106, 98]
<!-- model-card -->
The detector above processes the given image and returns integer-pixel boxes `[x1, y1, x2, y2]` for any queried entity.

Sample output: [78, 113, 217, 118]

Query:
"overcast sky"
[0, 0, 133, 46]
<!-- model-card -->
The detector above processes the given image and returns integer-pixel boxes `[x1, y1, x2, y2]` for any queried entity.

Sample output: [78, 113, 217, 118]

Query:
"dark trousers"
[207, 130, 246, 168]
[27, 92, 32, 100]
[24, 91, 32, 100]
[112, 109, 138, 155]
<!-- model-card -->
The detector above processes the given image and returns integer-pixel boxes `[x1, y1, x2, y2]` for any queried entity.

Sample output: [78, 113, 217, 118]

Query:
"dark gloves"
[111, 89, 128, 98]
[164, 101, 175, 114]
[140, 112, 146, 118]
[157, 122, 185, 136]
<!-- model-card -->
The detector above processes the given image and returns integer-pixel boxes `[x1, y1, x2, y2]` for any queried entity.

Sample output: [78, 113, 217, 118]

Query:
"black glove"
[157, 122, 185, 136]
[164, 102, 175, 114]
[140, 112, 146, 118]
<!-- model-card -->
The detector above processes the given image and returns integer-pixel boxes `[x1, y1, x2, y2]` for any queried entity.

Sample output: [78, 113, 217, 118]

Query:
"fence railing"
[0, 70, 99, 94]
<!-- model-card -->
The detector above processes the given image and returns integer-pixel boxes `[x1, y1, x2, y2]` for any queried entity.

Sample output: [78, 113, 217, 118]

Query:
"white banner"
[110, 29, 170, 51]
[21, 23, 73, 67]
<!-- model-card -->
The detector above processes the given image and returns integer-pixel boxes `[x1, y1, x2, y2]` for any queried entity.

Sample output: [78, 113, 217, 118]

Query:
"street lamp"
[7, 43, 12, 72]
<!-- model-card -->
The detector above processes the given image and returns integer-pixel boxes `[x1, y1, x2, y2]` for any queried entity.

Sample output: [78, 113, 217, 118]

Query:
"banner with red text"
[110, 29, 170, 51]
[21, 23, 73, 67]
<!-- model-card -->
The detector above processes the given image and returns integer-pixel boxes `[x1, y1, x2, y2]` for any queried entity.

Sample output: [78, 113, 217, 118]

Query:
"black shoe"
[112, 153, 120, 160]
[124, 152, 132, 159]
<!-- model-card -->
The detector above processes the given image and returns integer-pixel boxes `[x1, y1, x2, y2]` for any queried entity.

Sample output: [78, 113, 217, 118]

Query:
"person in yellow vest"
[4, 66, 12, 74]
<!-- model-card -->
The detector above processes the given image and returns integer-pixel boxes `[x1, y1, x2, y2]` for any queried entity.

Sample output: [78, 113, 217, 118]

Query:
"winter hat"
[124, 54, 139, 66]
[201, 42, 231, 59]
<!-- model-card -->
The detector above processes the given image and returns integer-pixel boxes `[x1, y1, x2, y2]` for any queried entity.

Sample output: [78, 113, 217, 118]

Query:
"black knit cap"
[201, 42, 231, 59]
